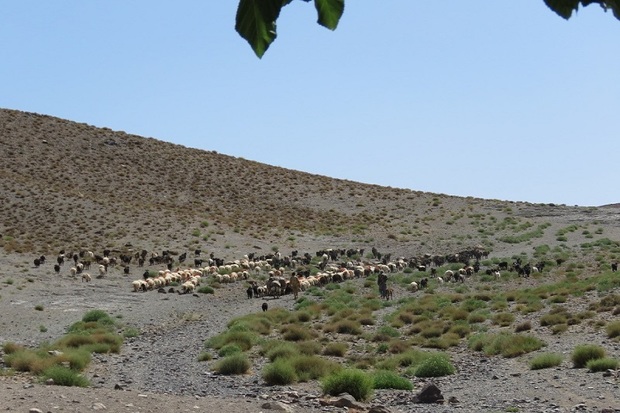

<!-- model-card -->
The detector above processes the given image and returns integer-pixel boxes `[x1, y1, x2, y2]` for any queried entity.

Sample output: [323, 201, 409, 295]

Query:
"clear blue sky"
[2, 2, 618, 207]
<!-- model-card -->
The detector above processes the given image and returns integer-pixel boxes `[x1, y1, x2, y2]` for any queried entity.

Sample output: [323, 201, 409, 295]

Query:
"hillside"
[2, 108, 619, 262]
[1, 108, 620, 413]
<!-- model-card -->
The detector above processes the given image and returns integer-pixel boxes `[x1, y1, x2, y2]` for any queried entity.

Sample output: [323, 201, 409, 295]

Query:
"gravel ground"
[1, 253, 620, 413]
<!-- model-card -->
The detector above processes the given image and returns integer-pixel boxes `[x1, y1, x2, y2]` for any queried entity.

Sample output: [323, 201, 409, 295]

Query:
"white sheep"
[132, 279, 146, 292]
[181, 281, 195, 294]
[81, 273, 92, 282]
[409, 281, 419, 292]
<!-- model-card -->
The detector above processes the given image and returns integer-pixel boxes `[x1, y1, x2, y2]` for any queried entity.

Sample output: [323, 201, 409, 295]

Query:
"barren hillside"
[1, 108, 619, 262]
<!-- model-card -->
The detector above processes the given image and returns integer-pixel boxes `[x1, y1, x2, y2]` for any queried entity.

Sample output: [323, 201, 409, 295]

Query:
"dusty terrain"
[1, 108, 620, 412]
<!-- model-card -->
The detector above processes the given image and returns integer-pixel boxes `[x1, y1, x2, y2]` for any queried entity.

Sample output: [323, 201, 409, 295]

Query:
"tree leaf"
[314, 0, 345, 30]
[235, 0, 285, 58]
[544, 0, 620, 20]
[544, 0, 580, 19]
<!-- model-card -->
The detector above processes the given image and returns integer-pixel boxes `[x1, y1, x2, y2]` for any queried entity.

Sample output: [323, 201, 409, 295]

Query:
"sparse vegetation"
[529, 353, 563, 370]
[321, 368, 374, 401]
[1, 109, 620, 409]
[571, 344, 606, 368]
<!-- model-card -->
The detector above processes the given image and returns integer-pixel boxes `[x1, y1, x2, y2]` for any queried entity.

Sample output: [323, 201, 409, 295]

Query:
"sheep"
[262, 302, 268, 312]
[408, 281, 419, 292]
[493, 271, 501, 279]
[98, 264, 106, 277]
[132, 279, 147, 292]
[81, 273, 92, 282]
[181, 281, 195, 294]
[437, 276, 444, 284]
[69, 267, 77, 277]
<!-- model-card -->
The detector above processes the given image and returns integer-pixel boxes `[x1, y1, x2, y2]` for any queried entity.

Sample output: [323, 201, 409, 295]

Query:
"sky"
[1, 2, 619, 207]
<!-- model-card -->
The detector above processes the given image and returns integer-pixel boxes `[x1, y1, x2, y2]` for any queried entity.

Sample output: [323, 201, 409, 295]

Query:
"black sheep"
[262, 302, 268, 312]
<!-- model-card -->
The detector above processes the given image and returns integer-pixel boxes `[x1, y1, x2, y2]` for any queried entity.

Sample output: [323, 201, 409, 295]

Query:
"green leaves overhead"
[544, 0, 620, 19]
[315, 0, 345, 30]
[236, 0, 618, 58]
[235, 0, 345, 58]
[235, 0, 284, 59]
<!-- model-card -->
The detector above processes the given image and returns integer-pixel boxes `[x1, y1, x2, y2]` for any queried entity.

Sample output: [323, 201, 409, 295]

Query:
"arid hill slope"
[1, 108, 619, 261]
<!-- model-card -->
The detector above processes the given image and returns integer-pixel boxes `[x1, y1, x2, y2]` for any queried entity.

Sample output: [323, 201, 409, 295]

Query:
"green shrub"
[529, 353, 563, 370]
[571, 344, 606, 368]
[42, 365, 90, 387]
[586, 357, 618, 372]
[468, 333, 545, 358]
[514, 321, 532, 332]
[218, 343, 242, 357]
[34, 304, 44, 311]
[213, 353, 251, 375]
[321, 369, 374, 401]
[414, 353, 455, 377]
[197, 286, 214, 294]
[82, 310, 113, 324]
[57, 349, 91, 371]
[264, 342, 299, 361]
[289, 355, 340, 381]
[262, 358, 297, 385]
[492, 312, 515, 327]
[282, 324, 314, 341]
[323, 342, 348, 357]
[605, 320, 620, 338]
[372, 370, 413, 390]
[296, 341, 322, 355]
[197, 352, 212, 362]
[207, 330, 256, 351]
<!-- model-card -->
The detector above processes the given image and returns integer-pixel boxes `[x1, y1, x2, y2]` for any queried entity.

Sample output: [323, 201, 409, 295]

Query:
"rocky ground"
[1, 110, 620, 412]
[1, 252, 619, 413]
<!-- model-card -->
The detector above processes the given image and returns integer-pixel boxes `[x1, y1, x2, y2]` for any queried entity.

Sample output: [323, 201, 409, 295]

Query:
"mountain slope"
[1, 108, 618, 261]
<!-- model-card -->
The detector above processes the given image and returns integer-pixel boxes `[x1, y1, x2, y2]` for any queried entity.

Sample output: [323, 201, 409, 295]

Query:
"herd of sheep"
[31, 245, 526, 303]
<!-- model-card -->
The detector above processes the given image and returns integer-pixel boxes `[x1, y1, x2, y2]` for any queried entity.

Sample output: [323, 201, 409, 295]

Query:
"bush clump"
[586, 357, 618, 372]
[372, 370, 413, 390]
[605, 320, 620, 339]
[321, 369, 374, 401]
[529, 353, 563, 370]
[571, 344, 606, 368]
[468, 333, 545, 358]
[414, 353, 455, 377]
[262, 358, 297, 385]
[41, 365, 90, 387]
[213, 353, 251, 375]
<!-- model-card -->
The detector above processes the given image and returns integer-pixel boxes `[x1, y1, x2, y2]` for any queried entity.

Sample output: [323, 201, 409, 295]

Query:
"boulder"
[412, 382, 444, 404]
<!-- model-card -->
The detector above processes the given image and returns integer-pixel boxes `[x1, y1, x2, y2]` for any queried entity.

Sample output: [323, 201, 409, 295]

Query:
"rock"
[114, 383, 124, 390]
[412, 383, 444, 404]
[29, 409, 44, 413]
[319, 393, 367, 409]
[92, 402, 107, 410]
[45, 378, 54, 385]
[261, 401, 294, 412]
[369, 405, 392, 413]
